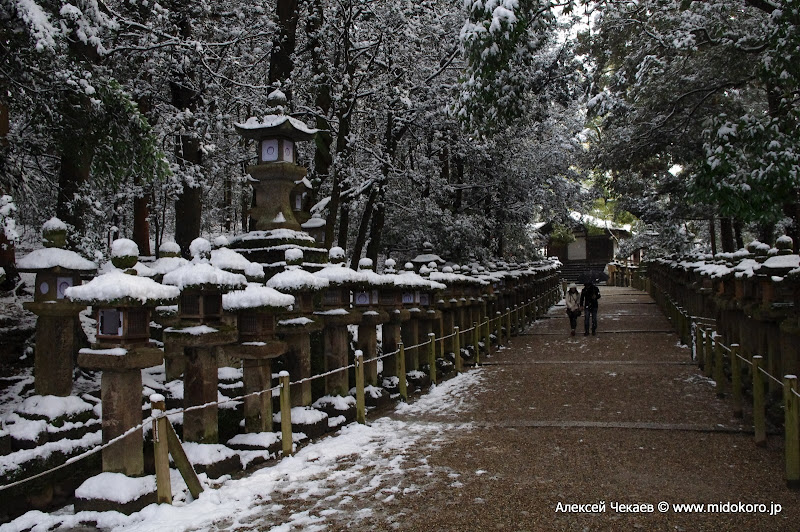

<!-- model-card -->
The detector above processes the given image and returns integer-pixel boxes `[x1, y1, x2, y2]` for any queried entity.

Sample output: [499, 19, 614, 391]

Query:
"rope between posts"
[0, 414, 155, 493]
[793, 388, 800, 400]
[0, 283, 562, 495]
[758, 366, 785, 388]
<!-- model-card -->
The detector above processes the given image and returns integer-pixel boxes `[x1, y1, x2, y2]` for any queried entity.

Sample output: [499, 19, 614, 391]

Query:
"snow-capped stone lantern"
[223, 284, 294, 433]
[354, 258, 392, 398]
[267, 249, 328, 406]
[233, 89, 318, 232]
[411, 242, 445, 271]
[313, 247, 365, 397]
[66, 251, 179, 476]
[18, 218, 98, 396]
[162, 238, 246, 444]
[302, 213, 327, 245]
[229, 90, 329, 269]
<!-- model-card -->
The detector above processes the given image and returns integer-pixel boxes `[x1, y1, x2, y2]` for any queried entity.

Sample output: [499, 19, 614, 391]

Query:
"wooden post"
[753, 356, 766, 447]
[784, 375, 800, 488]
[714, 333, 726, 397]
[704, 327, 713, 378]
[694, 322, 703, 365]
[731, 344, 743, 418]
[355, 350, 366, 424]
[453, 326, 462, 373]
[473, 322, 481, 366]
[428, 332, 437, 385]
[505, 308, 512, 343]
[483, 318, 492, 356]
[397, 342, 407, 401]
[495, 311, 502, 346]
[164, 421, 203, 499]
[150, 394, 171, 505]
[279, 371, 293, 457]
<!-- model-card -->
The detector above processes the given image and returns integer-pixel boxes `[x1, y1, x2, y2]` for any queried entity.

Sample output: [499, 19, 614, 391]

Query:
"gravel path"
[365, 286, 800, 531]
[217, 286, 800, 531]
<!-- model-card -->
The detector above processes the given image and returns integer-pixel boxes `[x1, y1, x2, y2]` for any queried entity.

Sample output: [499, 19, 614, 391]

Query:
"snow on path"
[1, 371, 486, 532]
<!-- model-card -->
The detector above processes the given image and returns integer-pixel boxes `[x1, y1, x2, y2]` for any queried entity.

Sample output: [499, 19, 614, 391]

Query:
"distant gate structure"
[537, 212, 638, 281]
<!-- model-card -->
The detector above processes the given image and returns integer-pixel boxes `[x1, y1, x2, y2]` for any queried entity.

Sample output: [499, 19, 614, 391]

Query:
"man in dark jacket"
[580, 281, 601, 336]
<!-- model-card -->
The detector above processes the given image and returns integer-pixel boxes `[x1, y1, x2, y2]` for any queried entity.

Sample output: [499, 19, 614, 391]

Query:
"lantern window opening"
[127, 309, 149, 338]
[98, 308, 123, 337]
[180, 293, 201, 317]
[204, 294, 222, 318]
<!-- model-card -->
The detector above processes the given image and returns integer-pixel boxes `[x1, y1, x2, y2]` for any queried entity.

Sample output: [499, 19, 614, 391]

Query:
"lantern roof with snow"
[222, 284, 295, 311]
[233, 90, 319, 142]
[162, 262, 247, 292]
[65, 270, 179, 306]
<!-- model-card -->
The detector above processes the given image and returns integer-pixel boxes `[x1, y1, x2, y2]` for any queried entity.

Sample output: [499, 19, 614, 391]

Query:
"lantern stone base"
[183, 346, 220, 444]
[277, 318, 322, 407]
[75, 489, 157, 516]
[227, 341, 287, 434]
[78, 347, 162, 476]
[24, 302, 86, 397]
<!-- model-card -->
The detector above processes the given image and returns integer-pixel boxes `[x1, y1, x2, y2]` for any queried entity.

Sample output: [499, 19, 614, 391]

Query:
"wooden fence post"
[473, 322, 481, 365]
[428, 333, 437, 385]
[731, 344, 743, 418]
[150, 394, 171, 505]
[164, 420, 203, 499]
[496, 311, 503, 346]
[505, 308, 512, 343]
[694, 322, 703, 365]
[784, 375, 800, 488]
[279, 371, 293, 457]
[355, 350, 366, 425]
[704, 327, 713, 378]
[453, 327, 462, 373]
[483, 318, 492, 356]
[714, 333, 726, 397]
[753, 356, 766, 447]
[397, 342, 407, 401]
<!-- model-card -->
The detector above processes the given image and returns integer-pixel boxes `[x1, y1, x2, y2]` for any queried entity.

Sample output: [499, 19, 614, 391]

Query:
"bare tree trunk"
[269, 0, 300, 93]
[720, 216, 735, 253]
[351, 184, 376, 266]
[708, 216, 717, 255]
[0, 99, 19, 289]
[132, 186, 151, 255]
[56, 147, 92, 245]
[170, 7, 202, 258]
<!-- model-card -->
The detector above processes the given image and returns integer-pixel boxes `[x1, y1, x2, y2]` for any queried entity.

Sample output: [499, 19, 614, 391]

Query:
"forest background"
[1, 0, 798, 287]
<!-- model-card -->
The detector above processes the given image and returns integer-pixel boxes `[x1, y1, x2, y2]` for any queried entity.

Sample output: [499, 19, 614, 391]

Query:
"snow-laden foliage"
[454, 0, 583, 134]
[583, 0, 800, 252]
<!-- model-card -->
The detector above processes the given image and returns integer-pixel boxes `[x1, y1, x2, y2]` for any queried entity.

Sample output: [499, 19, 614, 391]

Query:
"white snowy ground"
[1, 370, 485, 532]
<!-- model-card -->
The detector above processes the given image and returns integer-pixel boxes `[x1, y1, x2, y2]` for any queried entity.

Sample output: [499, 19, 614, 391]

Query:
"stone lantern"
[302, 213, 327, 246]
[18, 218, 97, 396]
[223, 284, 294, 433]
[230, 89, 328, 271]
[353, 258, 392, 402]
[66, 256, 179, 476]
[266, 249, 328, 406]
[313, 248, 364, 397]
[393, 263, 446, 376]
[162, 238, 246, 444]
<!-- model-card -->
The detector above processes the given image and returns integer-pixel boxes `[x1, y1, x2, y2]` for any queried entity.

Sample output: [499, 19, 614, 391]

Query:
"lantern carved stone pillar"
[67, 254, 179, 476]
[18, 219, 97, 396]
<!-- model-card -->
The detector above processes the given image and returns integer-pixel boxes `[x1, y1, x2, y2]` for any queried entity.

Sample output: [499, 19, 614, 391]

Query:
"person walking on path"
[580, 281, 601, 336]
[565, 283, 581, 336]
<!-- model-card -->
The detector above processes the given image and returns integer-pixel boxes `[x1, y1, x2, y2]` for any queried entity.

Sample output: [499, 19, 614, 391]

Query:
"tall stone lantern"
[66, 255, 179, 476]
[18, 219, 97, 396]
[162, 239, 246, 444]
[230, 89, 328, 272]
[266, 249, 329, 406]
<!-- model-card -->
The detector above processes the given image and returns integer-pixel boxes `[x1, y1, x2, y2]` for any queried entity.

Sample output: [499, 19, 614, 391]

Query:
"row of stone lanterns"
[10, 88, 562, 513]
